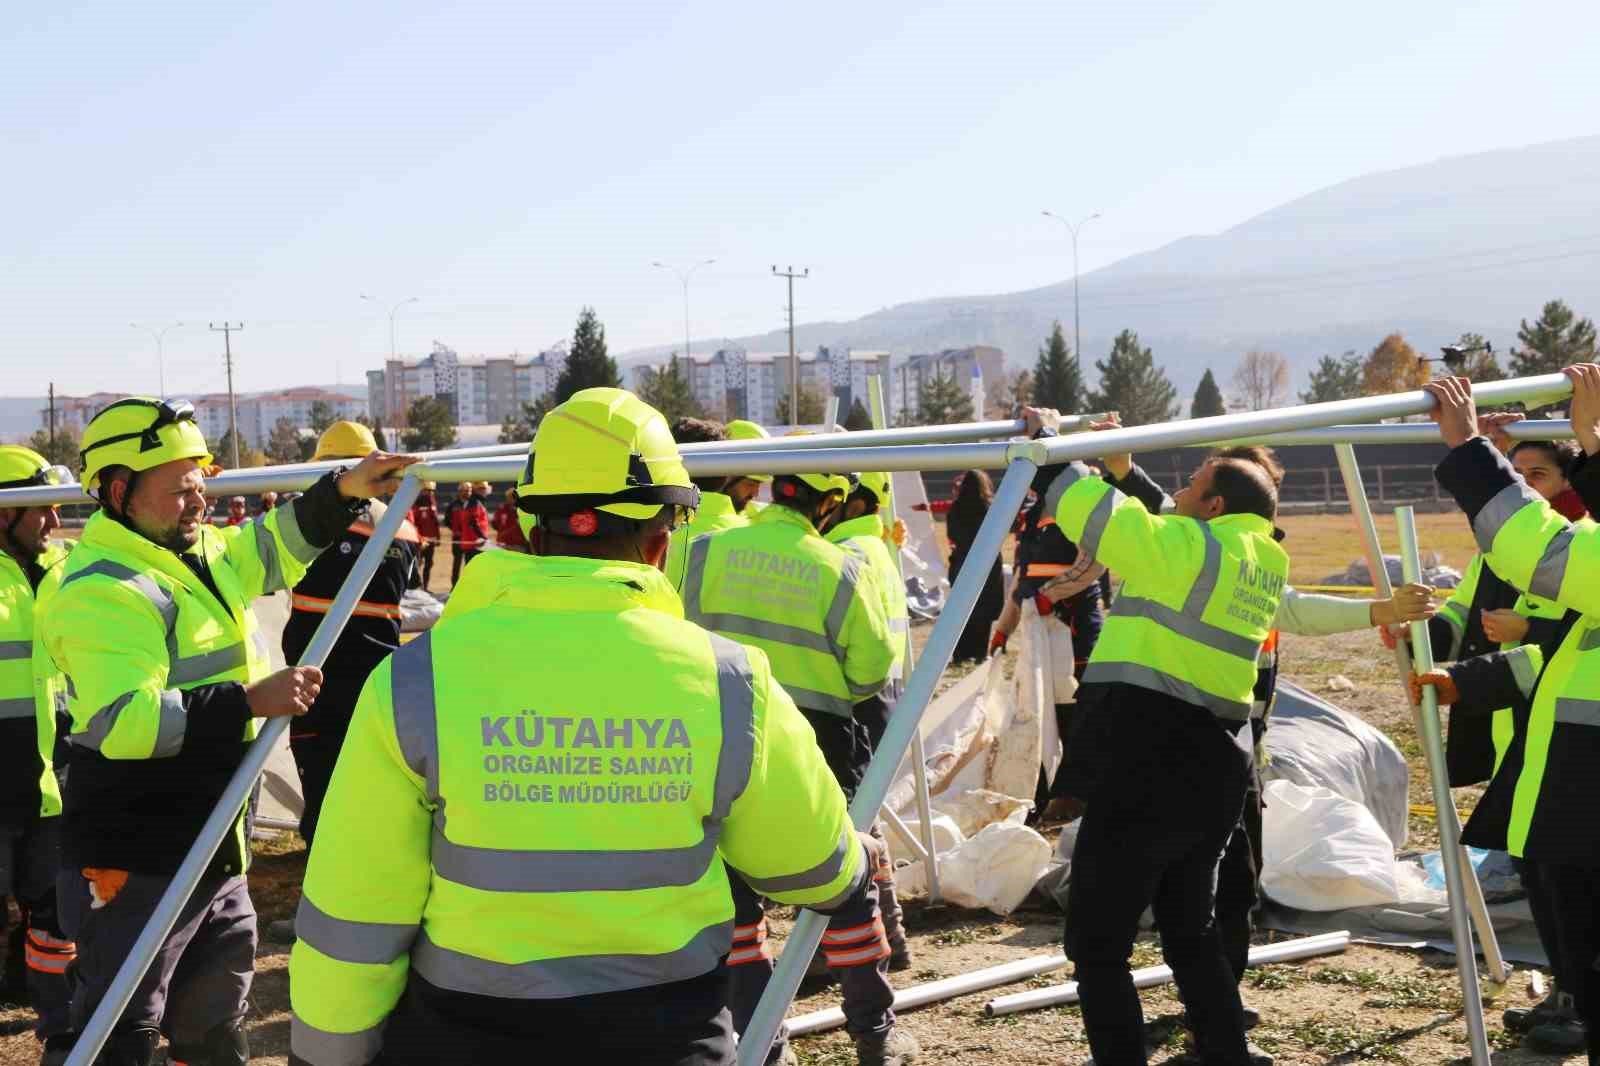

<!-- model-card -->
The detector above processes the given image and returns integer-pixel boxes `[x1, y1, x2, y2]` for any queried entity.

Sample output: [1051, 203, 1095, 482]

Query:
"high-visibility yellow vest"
[288, 554, 863, 1065]
[0, 542, 69, 818]
[1056, 469, 1287, 720]
[1435, 542, 1584, 772]
[679, 504, 894, 717]
[663, 491, 748, 592]
[40, 508, 321, 862]
[826, 512, 909, 683]
[1473, 480, 1600, 859]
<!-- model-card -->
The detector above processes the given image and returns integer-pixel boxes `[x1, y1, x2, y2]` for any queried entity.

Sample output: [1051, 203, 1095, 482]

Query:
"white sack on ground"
[1261, 779, 1400, 911]
[883, 815, 965, 867]
[893, 471, 947, 618]
[1263, 681, 1410, 848]
[898, 821, 1053, 916]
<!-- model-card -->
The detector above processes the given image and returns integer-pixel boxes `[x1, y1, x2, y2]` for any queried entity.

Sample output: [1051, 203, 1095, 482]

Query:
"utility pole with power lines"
[772, 265, 808, 424]
[210, 322, 245, 467]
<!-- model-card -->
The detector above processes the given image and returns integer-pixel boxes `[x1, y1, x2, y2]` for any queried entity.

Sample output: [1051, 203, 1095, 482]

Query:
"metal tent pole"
[867, 376, 942, 905]
[1397, 506, 1492, 1065]
[737, 450, 1040, 1065]
[66, 474, 427, 1066]
[1333, 445, 1508, 986]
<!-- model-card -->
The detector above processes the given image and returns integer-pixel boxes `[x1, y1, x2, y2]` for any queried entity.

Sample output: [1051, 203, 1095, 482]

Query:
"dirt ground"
[1, 515, 1585, 1064]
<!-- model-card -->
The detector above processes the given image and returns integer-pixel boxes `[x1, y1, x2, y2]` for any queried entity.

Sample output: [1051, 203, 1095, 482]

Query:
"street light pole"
[361, 294, 419, 360]
[652, 259, 716, 367]
[131, 321, 184, 399]
[1042, 210, 1101, 370]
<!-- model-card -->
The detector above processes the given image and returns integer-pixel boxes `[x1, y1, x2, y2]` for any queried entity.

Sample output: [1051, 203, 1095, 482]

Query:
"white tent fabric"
[252, 592, 305, 831]
[893, 471, 947, 618]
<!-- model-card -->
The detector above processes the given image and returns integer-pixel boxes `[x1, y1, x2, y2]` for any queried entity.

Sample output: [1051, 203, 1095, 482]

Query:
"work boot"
[39, 1034, 73, 1066]
[1503, 984, 1563, 1033]
[102, 1026, 162, 1066]
[854, 1026, 920, 1065]
[169, 1018, 250, 1066]
[1524, 992, 1588, 1055]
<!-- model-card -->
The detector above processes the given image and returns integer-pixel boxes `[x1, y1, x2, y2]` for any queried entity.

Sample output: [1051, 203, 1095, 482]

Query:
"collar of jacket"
[0, 540, 70, 591]
[753, 502, 820, 537]
[826, 513, 884, 545]
[1209, 512, 1277, 539]
[695, 491, 737, 521]
[78, 511, 233, 606]
[480, 554, 685, 620]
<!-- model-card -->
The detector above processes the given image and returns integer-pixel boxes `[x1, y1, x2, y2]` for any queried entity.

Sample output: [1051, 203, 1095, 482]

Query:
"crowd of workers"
[0, 370, 1596, 1065]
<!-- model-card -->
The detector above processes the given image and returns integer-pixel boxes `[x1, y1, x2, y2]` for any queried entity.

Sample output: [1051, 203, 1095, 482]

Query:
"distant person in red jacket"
[225, 495, 248, 526]
[257, 490, 278, 515]
[443, 480, 489, 586]
[409, 481, 441, 589]
[493, 488, 528, 552]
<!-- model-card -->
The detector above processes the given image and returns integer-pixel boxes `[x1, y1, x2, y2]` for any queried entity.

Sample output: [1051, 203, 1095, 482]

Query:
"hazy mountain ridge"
[622, 135, 1600, 400]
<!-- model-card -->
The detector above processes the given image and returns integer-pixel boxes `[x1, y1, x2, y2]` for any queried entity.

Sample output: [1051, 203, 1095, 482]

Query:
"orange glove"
[1409, 669, 1459, 706]
[82, 868, 129, 910]
[888, 517, 907, 548]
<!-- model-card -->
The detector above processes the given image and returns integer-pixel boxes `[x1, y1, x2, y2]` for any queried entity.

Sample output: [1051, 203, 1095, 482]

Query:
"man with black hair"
[1029, 407, 1288, 1066]
[679, 468, 915, 1065]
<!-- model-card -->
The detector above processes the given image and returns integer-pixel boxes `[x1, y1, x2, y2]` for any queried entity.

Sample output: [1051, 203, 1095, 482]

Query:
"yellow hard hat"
[725, 420, 773, 483]
[778, 471, 852, 499]
[312, 420, 378, 462]
[516, 388, 699, 538]
[79, 398, 211, 493]
[0, 446, 73, 492]
[857, 471, 891, 506]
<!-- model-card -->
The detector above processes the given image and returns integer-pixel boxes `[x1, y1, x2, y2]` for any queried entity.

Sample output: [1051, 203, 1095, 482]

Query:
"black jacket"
[1013, 428, 1105, 665]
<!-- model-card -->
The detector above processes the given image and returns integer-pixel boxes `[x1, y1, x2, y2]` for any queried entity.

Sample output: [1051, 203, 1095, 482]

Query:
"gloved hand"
[1378, 623, 1407, 650]
[989, 628, 1008, 656]
[1034, 592, 1053, 616]
[886, 518, 907, 549]
[856, 830, 889, 878]
[1409, 669, 1459, 706]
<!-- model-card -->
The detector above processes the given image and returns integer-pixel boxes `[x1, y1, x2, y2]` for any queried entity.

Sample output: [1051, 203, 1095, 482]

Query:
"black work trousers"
[372, 970, 735, 1066]
[1063, 697, 1253, 1066]
[1215, 774, 1264, 985]
[1531, 860, 1600, 1062]
[289, 732, 346, 847]
[449, 545, 480, 587]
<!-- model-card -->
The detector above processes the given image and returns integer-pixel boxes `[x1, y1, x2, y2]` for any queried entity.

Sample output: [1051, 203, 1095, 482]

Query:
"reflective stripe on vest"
[290, 1018, 384, 1066]
[291, 593, 404, 621]
[682, 534, 874, 713]
[388, 629, 759, 894]
[1472, 481, 1578, 600]
[1025, 563, 1070, 578]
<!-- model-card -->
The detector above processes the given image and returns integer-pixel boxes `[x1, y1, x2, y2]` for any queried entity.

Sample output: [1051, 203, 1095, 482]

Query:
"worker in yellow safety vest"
[1424, 370, 1600, 1062]
[662, 417, 751, 591]
[38, 397, 413, 1066]
[287, 388, 894, 1066]
[0, 447, 76, 1062]
[822, 470, 912, 970]
[676, 460, 914, 1065]
[1034, 406, 1287, 1066]
[724, 419, 772, 514]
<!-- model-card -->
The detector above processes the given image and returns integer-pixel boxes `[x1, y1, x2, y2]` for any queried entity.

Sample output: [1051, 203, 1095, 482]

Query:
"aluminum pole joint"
[1006, 439, 1051, 465]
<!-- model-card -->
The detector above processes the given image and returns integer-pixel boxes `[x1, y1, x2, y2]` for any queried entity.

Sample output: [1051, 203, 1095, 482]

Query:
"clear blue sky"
[5, 0, 1598, 397]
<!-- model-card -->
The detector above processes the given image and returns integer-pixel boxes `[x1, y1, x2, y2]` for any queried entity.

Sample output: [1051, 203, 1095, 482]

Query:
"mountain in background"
[621, 135, 1600, 402]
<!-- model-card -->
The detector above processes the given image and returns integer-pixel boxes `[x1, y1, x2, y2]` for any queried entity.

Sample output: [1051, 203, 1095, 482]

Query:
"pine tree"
[1300, 352, 1363, 404]
[555, 307, 621, 402]
[265, 417, 303, 464]
[1360, 334, 1429, 396]
[402, 396, 458, 451]
[916, 371, 976, 426]
[308, 400, 336, 435]
[215, 429, 245, 469]
[636, 354, 705, 422]
[1190, 369, 1226, 418]
[1031, 320, 1084, 414]
[1511, 300, 1597, 377]
[1088, 330, 1179, 426]
[26, 425, 81, 473]
[775, 386, 826, 425]
[844, 398, 873, 431]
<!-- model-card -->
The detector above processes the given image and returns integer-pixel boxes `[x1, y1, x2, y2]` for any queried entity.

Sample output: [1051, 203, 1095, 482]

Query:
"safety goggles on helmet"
[0, 464, 73, 492]
[80, 399, 198, 462]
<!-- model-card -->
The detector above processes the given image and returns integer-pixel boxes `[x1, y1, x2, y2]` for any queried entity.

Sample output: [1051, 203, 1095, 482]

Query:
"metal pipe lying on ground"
[982, 931, 1352, 1018]
[782, 931, 1350, 1035]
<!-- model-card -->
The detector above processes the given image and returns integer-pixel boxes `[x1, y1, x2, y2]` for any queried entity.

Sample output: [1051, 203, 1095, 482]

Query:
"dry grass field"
[2, 510, 1582, 1064]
